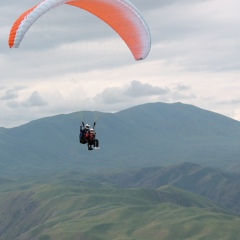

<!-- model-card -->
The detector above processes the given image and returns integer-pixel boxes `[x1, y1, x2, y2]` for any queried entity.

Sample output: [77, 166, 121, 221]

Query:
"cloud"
[146, 0, 240, 73]
[93, 80, 198, 113]
[95, 80, 169, 104]
[171, 91, 196, 101]
[219, 99, 240, 105]
[123, 80, 169, 97]
[0, 86, 26, 101]
[1, 89, 18, 101]
[131, 0, 214, 11]
[95, 87, 124, 105]
[24, 91, 48, 107]
[91, 80, 199, 114]
[174, 84, 191, 91]
[7, 91, 47, 109]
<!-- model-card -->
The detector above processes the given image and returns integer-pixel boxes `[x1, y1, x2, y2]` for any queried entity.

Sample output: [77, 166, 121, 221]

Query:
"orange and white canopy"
[9, 0, 151, 60]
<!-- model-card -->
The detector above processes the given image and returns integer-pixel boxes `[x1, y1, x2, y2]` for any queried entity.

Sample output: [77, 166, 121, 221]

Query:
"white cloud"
[7, 91, 47, 108]
[93, 80, 197, 112]
[171, 91, 196, 101]
[174, 84, 191, 91]
[24, 91, 48, 107]
[1, 90, 18, 101]
[0, 86, 26, 100]
[95, 80, 169, 104]
[123, 80, 169, 97]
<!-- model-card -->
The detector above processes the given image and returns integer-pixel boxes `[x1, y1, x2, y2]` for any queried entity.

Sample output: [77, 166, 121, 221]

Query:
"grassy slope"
[0, 177, 240, 240]
[107, 162, 240, 213]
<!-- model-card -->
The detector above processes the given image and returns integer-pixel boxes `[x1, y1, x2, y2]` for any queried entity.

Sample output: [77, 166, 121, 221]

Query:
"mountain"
[1, 102, 240, 177]
[106, 162, 240, 213]
[0, 173, 240, 240]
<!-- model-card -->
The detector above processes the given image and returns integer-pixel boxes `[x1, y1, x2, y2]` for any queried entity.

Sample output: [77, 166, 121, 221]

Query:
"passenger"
[85, 128, 100, 150]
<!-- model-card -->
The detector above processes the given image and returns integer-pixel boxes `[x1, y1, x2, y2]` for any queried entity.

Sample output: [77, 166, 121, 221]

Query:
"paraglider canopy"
[9, 0, 151, 60]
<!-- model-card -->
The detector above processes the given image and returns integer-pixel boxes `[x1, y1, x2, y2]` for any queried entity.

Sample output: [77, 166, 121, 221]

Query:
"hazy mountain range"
[106, 162, 240, 213]
[1, 102, 240, 177]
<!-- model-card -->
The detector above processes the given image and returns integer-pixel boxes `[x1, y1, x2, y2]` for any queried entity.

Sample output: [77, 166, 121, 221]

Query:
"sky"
[1, 0, 240, 128]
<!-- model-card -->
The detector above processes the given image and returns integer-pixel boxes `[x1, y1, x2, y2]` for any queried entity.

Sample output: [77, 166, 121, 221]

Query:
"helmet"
[90, 128, 94, 133]
[85, 124, 90, 129]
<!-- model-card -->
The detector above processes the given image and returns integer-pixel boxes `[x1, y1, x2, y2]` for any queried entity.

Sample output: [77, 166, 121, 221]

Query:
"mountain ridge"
[1, 102, 240, 177]
[106, 162, 240, 213]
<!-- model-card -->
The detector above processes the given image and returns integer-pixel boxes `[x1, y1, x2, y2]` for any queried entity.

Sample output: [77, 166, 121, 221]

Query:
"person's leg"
[88, 143, 91, 150]
[88, 141, 93, 150]
[94, 139, 99, 149]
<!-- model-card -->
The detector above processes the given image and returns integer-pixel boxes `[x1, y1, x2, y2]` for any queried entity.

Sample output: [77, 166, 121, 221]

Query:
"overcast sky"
[1, 0, 240, 128]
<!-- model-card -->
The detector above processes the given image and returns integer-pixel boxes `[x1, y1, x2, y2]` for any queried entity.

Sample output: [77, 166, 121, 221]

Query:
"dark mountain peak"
[116, 102, 240, 140]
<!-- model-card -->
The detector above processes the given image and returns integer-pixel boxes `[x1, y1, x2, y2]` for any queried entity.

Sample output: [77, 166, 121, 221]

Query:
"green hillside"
[107, 162, 240, 213]
[0, 174, 240, 240]
[1, 102, 240, 177]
